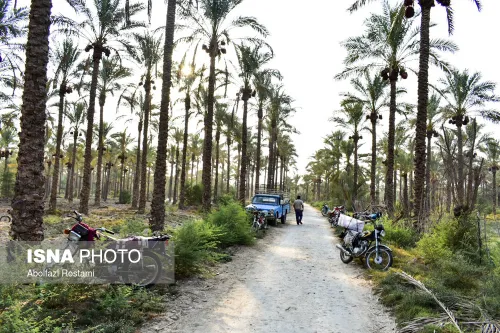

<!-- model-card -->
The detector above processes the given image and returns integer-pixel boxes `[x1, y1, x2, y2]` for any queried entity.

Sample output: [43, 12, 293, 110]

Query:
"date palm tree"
[178, 0, 269, 211]
[65, 102, 86, 203]
[149, 0, 179, 230]
[48, 39, 80, 212]
[234, 42, 276, 204]
[348, 0, 482, 222]
[0, 0, 28, 100]
[94, 56, 131, 207]
[337, 1, 456, 216]
[423, 94, 441, 215]
[438, 69, 499, 209]
[342, 71, 387, 206]
[484, 139, 499, 215]
[213, 102, 228, 201]
[123, 31, 163, 213]
[176, 52, 202, 209]
[266, 85, 295, 189]
[78, 0, 144, 214]
[332, 100, 366, 204]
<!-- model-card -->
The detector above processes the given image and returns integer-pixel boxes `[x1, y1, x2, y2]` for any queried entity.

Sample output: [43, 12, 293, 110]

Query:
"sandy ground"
[140, 204, 396, 333]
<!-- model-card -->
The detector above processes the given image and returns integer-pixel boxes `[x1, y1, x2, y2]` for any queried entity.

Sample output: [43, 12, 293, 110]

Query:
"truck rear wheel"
[281, 212, 287, 224]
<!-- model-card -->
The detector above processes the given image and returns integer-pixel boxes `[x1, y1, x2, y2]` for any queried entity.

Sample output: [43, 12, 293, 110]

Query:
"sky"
[15, 0, 500, 177]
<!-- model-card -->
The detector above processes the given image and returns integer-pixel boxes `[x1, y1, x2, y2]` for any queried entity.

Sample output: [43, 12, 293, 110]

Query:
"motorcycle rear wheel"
[365, 248, 393, 271]
[123, 252, 162, 287]
[340, 248, 353, 264]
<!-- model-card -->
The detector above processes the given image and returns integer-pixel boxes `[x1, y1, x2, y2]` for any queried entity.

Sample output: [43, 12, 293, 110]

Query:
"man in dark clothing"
[293, 195, 304, 225]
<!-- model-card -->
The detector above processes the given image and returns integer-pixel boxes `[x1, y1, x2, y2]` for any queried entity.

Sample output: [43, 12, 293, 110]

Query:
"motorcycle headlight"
[380, 230, 386, 237]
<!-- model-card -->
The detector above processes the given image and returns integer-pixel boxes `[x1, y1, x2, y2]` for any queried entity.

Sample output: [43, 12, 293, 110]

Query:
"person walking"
[293, 195, 304, 225]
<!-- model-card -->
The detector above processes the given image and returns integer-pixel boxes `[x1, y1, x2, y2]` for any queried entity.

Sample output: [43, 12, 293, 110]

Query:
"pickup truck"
[246, 190, 291, 226]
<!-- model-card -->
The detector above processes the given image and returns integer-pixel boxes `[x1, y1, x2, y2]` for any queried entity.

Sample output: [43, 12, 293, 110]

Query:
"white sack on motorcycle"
[337, 214, 365, 232]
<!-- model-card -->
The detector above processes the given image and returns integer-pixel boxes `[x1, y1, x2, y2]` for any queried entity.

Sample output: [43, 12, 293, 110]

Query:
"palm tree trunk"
[68, 133, 77, 202]
[493, 169, 497, 215]
[425, 134, 432, 215]
[190, 152, 194, 184]
[255, 105, 263, 191]
[138, 73, 152, 213]
[173, 147, 180, 204]
[413, 5, 432, 223]
[353, 136, 359, 204]
[179, 97, 190, 209]
[150, 0, 176, 231]
[11, 0, 51, 240]
[49, 88, 65, 212]
[385, 79, 397, 217]
[403, 173, 409, 217]
[202, 49, 217, 211]
[94, 95, 105, 206]
[131, 119, 142, 208]
[79, 47, 103, 214]
[168, 161, 174, 201]
[236, 144, 241, 194]
[119, 162, 124, 202]
[456, 122, 465, 206]
[370, 117, 377, 206]
[238, 95, 249, 204]
[213, 127, 221, 201]
[226, 139, 231, 193]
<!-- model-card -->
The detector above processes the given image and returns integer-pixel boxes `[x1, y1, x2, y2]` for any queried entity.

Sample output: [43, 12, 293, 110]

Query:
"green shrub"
[216, 194, 236, 206]
[185, 184, 203, 206]
[384, 221, 419, 249]
[207, 202, 255, 247]
[119, 190, 131, 204]
[173, 220, 225, 277]
[118, 218, 149, 237]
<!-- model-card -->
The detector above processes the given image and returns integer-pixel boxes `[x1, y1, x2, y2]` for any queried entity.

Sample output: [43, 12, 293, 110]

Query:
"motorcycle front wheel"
[364, 248, 393, 271]
[321, 210, 328, 217]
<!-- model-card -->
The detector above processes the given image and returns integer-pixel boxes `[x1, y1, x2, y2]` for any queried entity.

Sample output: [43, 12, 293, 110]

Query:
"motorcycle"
[247, 205, 268, 232]
[61, 210, 170, 287]
[335, 212, 393, 270]
[327, 205, 346, 228]
[321, 203, 329, 217]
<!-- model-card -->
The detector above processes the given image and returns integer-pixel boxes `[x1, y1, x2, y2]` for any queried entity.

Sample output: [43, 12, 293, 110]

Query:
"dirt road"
[142, 204, 396, 333]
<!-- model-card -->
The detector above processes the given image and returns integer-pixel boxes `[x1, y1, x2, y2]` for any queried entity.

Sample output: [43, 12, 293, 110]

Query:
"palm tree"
[118, 86, 144, 208]
[178, 0, 269, 211]
[65, 102, 86, 203]
[176, 52, 201, 209]
[348, 0, 482, 222]
[332, 100, 366, 204]
[234, 42, 276, 204]
[10, 0, 79, 240]
[150, 0, 177, 231]
[424, 94, 441, 214]
[112, 129, 133, 204]
[438, 69, 499, 209]
[342, 71, 386, 206]
[213, 102, 228, 201]
[0, 0, 28, 100]
[78, 0, 143, 214]
[337, 1, 456, 216]
[94, 56, 131, 207]
[172, 128, 183, 204]
[266, 85, 295, 189]
[124, 31, 163, 213]
[48, 39, 80, 212]
[485, 140, 499, 215]
[253, 69, 274, 192]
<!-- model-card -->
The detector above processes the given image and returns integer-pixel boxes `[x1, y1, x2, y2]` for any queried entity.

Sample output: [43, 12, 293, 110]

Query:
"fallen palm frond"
[396, 271, 463, 333]
[396, 272, 500, 333]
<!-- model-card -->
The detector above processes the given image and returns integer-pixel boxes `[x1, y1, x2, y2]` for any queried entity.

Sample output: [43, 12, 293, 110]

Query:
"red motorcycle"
[63, 210, 170, 287]
[328, 205, 346, 228]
